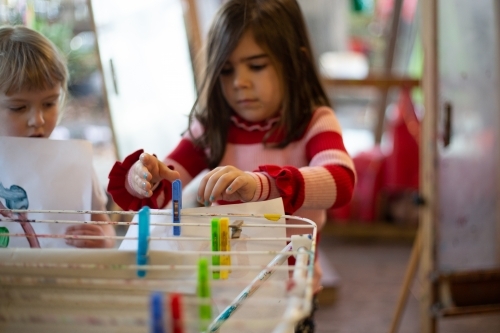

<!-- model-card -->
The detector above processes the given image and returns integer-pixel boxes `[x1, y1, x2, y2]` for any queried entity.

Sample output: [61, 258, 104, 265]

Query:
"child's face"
[0, 84, 61, 138]
[219, 30, 283, 123]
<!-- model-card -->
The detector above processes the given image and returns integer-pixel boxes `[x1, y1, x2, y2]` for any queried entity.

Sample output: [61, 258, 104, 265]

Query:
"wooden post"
[373, 0, 403, 144]
[420, 0, 439, 332]
[182, 0, 204, 85]
[86, 0, 119, 161]
[495, 0, 500, 267]
[388, 230, 421, 333]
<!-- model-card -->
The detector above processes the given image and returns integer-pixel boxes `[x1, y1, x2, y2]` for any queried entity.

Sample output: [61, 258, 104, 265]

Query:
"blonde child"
[108, 0, 355, 330]
[0, 25, 115, 248]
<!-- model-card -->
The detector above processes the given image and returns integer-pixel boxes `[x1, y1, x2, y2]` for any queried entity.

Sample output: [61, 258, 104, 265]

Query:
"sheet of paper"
[0, 137, 92, 248]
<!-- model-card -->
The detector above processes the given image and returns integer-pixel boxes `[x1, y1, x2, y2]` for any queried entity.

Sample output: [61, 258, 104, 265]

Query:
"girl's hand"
[197, 166, 257, 206]
[127, 153, 180, 197]
[65, 224, 112, 248]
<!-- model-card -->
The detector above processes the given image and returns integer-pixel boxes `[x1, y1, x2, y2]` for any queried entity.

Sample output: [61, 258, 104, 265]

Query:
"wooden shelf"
[438, 304, 500, 317]
[322, 75, 421, 89]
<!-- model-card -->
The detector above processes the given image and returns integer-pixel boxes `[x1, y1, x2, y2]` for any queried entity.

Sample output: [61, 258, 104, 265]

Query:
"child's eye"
[220, 67, 234, 76]
[249, 64, 267, 71]
[9, 106, 26, 112]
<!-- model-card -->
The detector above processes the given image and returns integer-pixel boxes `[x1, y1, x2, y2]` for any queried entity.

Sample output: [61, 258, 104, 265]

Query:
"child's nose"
[27, 108, 45, 128]
[233, 70, 250, 89]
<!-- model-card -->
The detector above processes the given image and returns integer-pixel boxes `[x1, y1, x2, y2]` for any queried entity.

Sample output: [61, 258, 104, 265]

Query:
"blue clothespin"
[150, 292, 165, 333]
[172, 180, 182, 236]
[137, 206, 150, 278]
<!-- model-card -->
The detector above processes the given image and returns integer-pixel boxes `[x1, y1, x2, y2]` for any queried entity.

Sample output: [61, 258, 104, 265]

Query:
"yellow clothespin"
[219, 218, 230, 279]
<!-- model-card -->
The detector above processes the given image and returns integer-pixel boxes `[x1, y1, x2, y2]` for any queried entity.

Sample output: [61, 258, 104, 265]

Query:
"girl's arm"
[199, 108, 355, 215]
[251, 108, 356, 214]
[107, 150, 179, 210]
[108, 137, 209, 211]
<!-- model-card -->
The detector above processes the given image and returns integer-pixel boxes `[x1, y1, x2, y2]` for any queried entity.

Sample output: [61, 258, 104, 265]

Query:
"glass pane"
[91, 0, 196, 160]
[437, 0, 500, 271]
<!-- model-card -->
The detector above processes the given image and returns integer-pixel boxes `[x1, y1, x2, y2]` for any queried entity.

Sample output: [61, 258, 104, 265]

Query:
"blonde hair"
[0, 25, 68, 101]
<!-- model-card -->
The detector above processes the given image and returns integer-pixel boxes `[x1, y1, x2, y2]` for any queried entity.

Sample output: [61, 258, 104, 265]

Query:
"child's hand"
[127, 153, 180, 197]
[65, 224, 111, 248]
[197, 166, 256, 206]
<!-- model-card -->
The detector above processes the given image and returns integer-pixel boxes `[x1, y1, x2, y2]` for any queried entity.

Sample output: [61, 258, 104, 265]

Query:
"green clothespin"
[198, 257, 212, 332]
[0, 227, 9, 248]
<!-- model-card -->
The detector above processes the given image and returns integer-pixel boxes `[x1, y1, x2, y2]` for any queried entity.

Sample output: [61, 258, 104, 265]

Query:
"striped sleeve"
[107, 121, 209, 211]
[252, 107, 356, 214]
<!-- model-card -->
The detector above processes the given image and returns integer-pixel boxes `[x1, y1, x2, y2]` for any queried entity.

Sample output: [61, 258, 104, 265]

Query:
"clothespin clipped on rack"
[211, 218, 220, 280]
[150, 292, 165, 333]
[197, 257, 212, 332]
[170, 293, 184, 333]
[288, 234, 313, 296]
[230, 220, 244, 239]
[137, 206, 150, 278]
[172, 180, 182, 236]
[219, 218, 231, 279]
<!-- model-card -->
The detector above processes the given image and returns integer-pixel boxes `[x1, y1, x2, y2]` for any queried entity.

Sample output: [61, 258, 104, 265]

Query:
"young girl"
[0, 25, 115, 248]
[108, 0, 355, 329]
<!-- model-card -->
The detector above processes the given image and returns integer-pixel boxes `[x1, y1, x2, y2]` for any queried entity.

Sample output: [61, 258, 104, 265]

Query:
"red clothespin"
[169, 293, 184, 333]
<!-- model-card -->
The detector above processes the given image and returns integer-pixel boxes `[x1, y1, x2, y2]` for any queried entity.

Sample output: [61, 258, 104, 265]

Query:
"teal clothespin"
[137, 206, 150, 278]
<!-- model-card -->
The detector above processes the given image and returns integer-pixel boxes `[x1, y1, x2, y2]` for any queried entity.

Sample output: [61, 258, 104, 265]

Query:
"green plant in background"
[33, 17, 98, 88]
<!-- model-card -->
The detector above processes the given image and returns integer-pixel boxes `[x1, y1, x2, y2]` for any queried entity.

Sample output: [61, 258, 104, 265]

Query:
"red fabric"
[258, 165, 305, 214]
[328, 89, 419, 223]
[305, 131, 346, 161]
[107, 149, 172, 211]
[385, 89, 420, 192]
[108, 107, 355, 216]
[324, 165, 356, 209]
[167, 139, 208, 178]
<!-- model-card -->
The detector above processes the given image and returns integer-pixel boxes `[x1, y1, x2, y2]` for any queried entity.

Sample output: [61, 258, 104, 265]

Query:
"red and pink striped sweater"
[108, 106, 355, 229]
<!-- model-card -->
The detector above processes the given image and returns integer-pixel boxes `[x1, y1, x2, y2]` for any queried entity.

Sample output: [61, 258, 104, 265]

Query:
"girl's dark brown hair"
[189, 0, 330, 169]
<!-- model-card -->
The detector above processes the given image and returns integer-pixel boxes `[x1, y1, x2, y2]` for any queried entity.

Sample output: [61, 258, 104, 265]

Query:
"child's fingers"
[65, 225, 106, 248]
[139, 153, 159, 176]
[66, 225, 103, 233]
[209, 171, 245, 202]
[128, 160, 153, 197]
[198, 166, 247, 205]
[158, 163, 180, 183]
[220, 173, 256, 202]
[202, 167, 236, 204]
[134, 159, 151, 182]
[197, 167, 221, 205]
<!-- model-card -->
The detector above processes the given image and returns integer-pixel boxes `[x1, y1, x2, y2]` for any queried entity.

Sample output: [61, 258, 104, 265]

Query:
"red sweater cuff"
[107, 149, 171, 211]
[258, 165, 305, 214]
